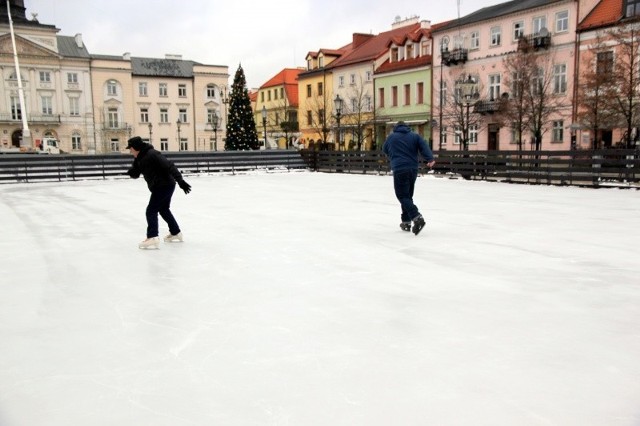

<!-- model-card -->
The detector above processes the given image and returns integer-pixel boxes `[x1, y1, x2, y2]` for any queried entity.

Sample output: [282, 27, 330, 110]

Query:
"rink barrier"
[0, 150, 309, 183]
[0, 149, 637, 188]
[301, 149, 640, 188]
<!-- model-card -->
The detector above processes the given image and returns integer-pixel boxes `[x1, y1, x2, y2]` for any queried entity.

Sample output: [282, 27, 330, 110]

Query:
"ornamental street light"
[212, 111, 219, 151]
[333, 94, 343, 151]
[176, 119, 182, 150]
[261, 106, 268, 150]
[458, 75, 479, 151]
[439, 35, 449, 151]
[148, 122, 153, 143]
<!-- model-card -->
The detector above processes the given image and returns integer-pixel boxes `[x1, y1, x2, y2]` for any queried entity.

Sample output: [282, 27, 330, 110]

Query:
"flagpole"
[7, 0, 31, 148]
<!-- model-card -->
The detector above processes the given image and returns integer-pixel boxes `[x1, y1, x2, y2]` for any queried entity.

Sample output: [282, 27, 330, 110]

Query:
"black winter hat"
[126, 136, 145, 150]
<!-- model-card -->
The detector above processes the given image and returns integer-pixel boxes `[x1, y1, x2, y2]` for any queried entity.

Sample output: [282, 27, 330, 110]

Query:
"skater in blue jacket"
[382, 122, 435, 235]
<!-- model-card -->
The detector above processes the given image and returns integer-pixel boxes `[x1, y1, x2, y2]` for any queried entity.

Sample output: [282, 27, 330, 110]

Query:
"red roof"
[329, 22, 422, 68]
[260, 68, 302, 107]
[579, 0, 623, 31]
[375, 55, 432, 74]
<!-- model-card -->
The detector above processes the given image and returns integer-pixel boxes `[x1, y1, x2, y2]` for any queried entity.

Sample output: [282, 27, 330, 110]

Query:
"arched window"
[72, 133, 82, 150]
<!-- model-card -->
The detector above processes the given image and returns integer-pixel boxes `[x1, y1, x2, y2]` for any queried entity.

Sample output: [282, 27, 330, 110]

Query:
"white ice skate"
[138, 237, 160, 249]
[163, 232, 183, 242]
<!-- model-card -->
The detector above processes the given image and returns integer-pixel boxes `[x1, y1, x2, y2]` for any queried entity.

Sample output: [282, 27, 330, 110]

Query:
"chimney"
[165, 54, 183, 60]
[122, 52, 131, 60]
[74, 33, 83, 48]
[420, 20, 431, 30]
[352, 33, 374, 48]
[391, 15, 420, 29]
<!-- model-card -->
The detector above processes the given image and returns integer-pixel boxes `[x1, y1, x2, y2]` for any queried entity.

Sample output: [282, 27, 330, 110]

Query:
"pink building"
[431, 0, 599, 151]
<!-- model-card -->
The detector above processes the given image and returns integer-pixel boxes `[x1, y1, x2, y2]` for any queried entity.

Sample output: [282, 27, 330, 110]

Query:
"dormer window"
[406, 44, 414, 59]
[626, 0, 640, 17]
[319, 56, 324, 67]
[307, 59, 312, 70]
[391, 47, 399, 62]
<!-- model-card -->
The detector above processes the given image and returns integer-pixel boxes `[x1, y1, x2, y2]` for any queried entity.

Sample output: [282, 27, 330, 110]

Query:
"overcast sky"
[25, 0, 504, 89]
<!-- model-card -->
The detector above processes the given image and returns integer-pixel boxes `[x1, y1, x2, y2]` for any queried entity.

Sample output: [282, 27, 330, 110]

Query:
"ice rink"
[1, 171, 639, 426]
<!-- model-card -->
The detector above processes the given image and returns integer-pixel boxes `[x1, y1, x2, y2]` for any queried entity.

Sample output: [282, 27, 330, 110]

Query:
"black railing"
[0, 150, 309, 184]
[442, 48, 468, 66]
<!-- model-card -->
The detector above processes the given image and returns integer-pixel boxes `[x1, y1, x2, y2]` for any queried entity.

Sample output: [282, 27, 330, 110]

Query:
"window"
[404, 84, 411, 106]
[364, 96, 372, 112]
[626, 0, 640, 16]
[350, 98, 357, 112]
[554, 64, 567, 94]
[454, 125, 461, 145]
[107, 81, 117, 96]
[596, 51, 614, 74]
[391, 47, 399, 62]
[319, 109, 325, 125]
[67, 73, 78, 84]
[406, 44, 414, 59]
[207, 109, 216, 124]
[178, 84, 187, 97]
[552, 120, 564, 142]
[280, 88, 284, 98]
[379, 88, 385, 107]
[180, 140, 188, 151]
[107, 108, 118, 128]
[260, 92, 264, 102]
[179, 108, 188, 123]
[442, 126, 448, 146]
[489, 74, 501, 101]
[307, 110, 312, 125]
[41, 96, 53, 115]
[349, 74, 356, 85]
[307, 59, 312, 70]
[491, 26, 501, 46]
[417, 82, 424, 104]
[69, 97, 80, 116]
[469, 125, 478, 144]
[513, 21, 524, 40]
[160, 138, 168, 151]
[274, 89, 278, 100]
[556, 11, 569, 33]
[511, 71, 522, 98]
[532, 68, 544, 95]
[110, 138, 119, 152]
[441, 81, 447, 106]
[319, 57, 324, 67]
[140, 107, 149, 123]
[268, 90, 271, 101]
[39, 71, 51, 83]
[207, 85, 215, 98]
[306, 84, 312, 97]
[339, 76, 344, 87]
[318, 82, 323, 96]
[139, 82, 148, 96]
[11, 97, 21, 120]
[533, 16, 547, 34]
[160, 108, 168, 123]
[365, 71, 372, 82]
[159, 83, 168, 97]
[72, 133, 81, 150]
[470, 31, 480, 49]
[392, 86, 398, 107]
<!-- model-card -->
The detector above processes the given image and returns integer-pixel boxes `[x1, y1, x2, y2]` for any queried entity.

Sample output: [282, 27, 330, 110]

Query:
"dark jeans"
[146, 184, 180, 238]
[393, 168, 420, 222]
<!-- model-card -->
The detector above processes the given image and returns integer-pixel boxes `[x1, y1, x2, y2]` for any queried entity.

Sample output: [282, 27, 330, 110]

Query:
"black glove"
[126, 168, 140, 178]
[178, 180, 191, 194]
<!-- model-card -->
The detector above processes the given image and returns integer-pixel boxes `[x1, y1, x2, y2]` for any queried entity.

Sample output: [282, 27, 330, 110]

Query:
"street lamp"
[261, 106, 268, 150]
[212, 111, 219, 151]
[148, 122, 152, 144]
[221, 87, 229, 123]
[439, 36, 449, 151]
[334, 94, 343, 151]
[458, 75, 479, 151]
[176, 119, 182, 150]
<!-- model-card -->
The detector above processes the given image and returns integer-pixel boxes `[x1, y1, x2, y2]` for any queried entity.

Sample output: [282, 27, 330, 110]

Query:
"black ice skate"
[412, 216, 426, 236]
[400, 222, 411, 232]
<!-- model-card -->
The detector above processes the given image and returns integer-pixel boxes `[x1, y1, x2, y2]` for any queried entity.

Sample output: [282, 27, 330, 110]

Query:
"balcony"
[517, 33, 551, 51]
[442, 48, 468, 66]
[474, 100, 502, 115]
[101, 122, 131, 132]
[0, 113, 61, 124]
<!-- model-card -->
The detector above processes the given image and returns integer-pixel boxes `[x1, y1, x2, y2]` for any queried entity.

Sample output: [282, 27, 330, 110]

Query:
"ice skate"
[412, 215, 426, 236]
[138, 237, 160, 249]
[399, 221, 411, 232]
[163, 232, 183, 242]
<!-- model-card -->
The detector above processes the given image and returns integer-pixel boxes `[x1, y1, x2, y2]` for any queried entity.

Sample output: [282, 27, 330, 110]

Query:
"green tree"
[225, 65, 259, 150]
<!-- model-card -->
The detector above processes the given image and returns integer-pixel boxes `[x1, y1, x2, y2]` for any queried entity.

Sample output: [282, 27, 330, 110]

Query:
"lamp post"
[221, 87, 229, 123]
[334, 94, 343, 151]
[212, 111, 219, 151]
[176, 119, 182, 150]
[148, 122, 152, 143]
[458, 75, 479, 151]
[261, 106, 268, 150]
[439, 36, 450, 151]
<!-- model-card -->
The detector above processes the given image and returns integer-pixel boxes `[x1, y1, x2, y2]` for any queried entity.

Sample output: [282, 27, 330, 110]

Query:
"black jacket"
[127, 144, 184, 191]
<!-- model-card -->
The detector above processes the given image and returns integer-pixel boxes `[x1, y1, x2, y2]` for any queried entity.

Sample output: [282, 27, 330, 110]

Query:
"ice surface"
[1, 171, 639, 425]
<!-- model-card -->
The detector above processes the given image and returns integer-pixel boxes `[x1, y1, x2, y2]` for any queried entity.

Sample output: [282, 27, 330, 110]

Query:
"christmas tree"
[225, 65, 259, 151]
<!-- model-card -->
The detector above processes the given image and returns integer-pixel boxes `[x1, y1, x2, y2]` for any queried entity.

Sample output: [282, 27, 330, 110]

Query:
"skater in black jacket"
[126, 136, 191, 249]
[382, 122, 435, 235]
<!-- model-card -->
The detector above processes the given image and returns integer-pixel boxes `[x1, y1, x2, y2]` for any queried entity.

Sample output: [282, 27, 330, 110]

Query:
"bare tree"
[300, 91, 332, 149]
[605, 21, 640, 148]
[502, 50, 536, 150]
[341, 75, 374, 151]
[442, 73, 483, 151]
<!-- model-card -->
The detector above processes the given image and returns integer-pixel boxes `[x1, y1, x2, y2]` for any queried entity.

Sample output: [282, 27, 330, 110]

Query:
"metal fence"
[0, 150, 309, 184]
[1, 149, 638, 188]
[300, 149, 640, 188]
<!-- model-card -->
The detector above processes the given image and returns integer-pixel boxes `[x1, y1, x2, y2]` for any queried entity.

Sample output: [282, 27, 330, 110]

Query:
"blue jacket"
[382, 123, 434, 171]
